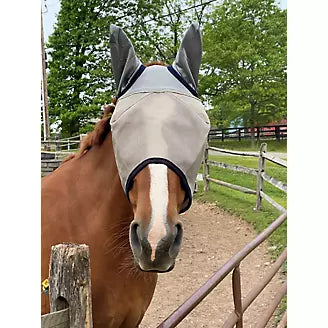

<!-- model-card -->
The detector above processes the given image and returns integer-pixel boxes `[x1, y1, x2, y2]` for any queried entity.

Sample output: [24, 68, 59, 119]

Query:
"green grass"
[209, 138, 287, 153]
[196, 155, 287, 260]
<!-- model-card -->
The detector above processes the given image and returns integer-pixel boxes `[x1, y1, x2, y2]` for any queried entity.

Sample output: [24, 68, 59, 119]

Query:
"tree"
[47, 0, 132, 137]
[47, 0, 214, 136]
[200, 0, 287, 143]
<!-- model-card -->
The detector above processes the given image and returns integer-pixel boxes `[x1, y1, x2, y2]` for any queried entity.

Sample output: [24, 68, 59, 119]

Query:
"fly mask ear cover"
[109, 23, 210, 213]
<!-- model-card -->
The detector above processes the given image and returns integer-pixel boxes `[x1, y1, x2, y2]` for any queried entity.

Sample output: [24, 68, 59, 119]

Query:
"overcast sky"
[42, 0, 287, 43]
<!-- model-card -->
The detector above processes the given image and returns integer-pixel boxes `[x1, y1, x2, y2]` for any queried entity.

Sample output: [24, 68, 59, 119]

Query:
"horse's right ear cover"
[109, 25, 142, 97]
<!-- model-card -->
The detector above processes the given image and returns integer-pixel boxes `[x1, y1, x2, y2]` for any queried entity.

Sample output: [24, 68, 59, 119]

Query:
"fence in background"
[203, 142, 287, 213]
[41, 134, 86, 155]
[41, 135, 86, 174]
[209, 124, 287, 142]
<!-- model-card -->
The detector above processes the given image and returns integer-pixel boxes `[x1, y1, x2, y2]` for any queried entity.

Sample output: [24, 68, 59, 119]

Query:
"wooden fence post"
[275, 126, 281, 141]
[49, 243, 93, 328]
[55, 135, 60, 153]
[255, 143, 267, 211]
[203, 141, 210, 192]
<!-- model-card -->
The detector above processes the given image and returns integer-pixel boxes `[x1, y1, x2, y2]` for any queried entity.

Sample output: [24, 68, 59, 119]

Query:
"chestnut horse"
[42, 23, 208, 327]
[42, 102, 186, 326]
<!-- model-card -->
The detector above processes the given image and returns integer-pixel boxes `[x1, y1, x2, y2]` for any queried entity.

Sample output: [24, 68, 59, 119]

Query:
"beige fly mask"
[109, 24, 210, 213]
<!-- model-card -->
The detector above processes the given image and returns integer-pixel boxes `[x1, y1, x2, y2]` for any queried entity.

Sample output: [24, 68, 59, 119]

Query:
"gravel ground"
[140, 202, 285, 328]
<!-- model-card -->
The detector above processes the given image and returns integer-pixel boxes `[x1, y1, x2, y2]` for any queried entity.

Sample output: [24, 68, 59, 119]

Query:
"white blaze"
[148, 164, 168, 261]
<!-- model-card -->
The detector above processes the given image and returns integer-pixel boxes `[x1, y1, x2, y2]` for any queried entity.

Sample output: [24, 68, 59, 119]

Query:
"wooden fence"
[41, 243, 93, 328]
[203, 142, 287, 213]
[41, 134, 86, 154]
[209, 124, 287, 142]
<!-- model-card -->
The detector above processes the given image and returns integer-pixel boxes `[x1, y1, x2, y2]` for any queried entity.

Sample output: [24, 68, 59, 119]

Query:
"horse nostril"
[129, 221, 142, 257]
[169, 223, 183, 258]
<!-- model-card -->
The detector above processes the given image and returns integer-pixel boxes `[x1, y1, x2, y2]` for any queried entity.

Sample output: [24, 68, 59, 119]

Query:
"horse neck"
[68, 132, 133, 230]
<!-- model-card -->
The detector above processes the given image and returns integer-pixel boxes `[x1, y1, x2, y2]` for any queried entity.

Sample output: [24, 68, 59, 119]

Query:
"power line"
[141, 0, 220, 24]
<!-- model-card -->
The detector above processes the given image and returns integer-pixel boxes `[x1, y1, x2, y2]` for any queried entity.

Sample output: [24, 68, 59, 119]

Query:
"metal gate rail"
[157, 212, 287, 328]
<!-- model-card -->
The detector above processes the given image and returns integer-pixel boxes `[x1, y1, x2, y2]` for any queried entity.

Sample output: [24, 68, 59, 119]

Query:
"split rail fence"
[203, 142, 287, 213]
[41, 134, 87, 160]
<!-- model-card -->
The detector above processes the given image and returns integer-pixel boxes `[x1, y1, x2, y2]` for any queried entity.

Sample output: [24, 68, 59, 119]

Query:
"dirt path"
[140, 202, 285, 328]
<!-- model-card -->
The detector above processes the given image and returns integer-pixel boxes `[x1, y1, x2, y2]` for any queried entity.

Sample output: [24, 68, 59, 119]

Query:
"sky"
[42, 0, 287, 43]
[42, 0, 61, 42]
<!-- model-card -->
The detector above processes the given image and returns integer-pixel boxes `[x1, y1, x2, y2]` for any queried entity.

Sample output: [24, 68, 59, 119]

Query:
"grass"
[209, 138, 287, 153]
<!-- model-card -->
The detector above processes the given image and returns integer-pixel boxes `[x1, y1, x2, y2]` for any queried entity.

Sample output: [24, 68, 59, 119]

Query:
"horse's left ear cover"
[109, 24, 210, 213]
[172, 23, 202, 92]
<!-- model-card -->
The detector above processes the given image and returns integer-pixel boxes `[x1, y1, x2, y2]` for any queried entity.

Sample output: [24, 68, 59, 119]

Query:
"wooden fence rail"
[204, 143, 287, 213]
[41, 243, 93, 328]
[208, 146, 259, 157]
[207, 160, 258, 176]
[41, 134, 87, 152]
[208, 124, 287, 142]
[41, 308, 69, 328]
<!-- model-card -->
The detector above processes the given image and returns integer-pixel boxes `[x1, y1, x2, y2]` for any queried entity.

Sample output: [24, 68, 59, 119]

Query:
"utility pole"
[41, 8, 50, 150]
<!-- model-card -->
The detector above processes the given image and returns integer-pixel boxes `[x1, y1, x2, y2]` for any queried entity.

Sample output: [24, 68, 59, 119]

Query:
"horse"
[42, 23, 209, 327]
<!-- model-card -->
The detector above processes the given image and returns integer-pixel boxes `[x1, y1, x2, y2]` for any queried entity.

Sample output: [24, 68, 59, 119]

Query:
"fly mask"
[109, 23, 210, 213]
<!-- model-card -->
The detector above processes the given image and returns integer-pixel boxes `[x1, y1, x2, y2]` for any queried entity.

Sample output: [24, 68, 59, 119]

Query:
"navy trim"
[117, 64, 146, 98]
[125, 158, 192, 214]
[167, 65, 198, 98]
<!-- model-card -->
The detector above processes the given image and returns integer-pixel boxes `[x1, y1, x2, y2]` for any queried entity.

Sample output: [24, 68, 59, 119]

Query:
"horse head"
[109, 24, 210, 272]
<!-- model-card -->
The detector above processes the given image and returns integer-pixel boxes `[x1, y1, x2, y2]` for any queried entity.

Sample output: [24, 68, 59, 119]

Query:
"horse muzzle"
[129, 221, 183, 272]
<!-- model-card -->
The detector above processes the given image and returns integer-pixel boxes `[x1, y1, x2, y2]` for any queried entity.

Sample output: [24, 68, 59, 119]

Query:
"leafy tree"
[200, 0, 287, 141]
[47, 0, 134, 136]
[47, 0, 214, 136]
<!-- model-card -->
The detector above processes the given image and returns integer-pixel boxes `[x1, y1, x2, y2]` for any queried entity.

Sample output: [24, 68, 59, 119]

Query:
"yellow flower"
[42, 279, 49, 290]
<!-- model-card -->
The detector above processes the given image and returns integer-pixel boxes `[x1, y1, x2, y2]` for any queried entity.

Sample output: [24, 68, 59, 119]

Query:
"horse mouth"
[135, 261, 175, 273]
